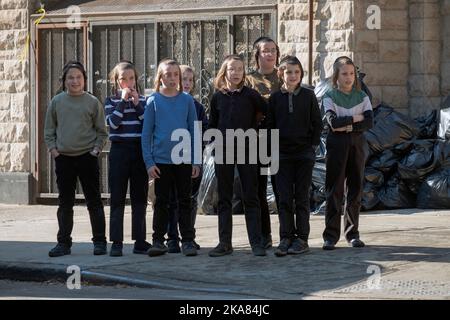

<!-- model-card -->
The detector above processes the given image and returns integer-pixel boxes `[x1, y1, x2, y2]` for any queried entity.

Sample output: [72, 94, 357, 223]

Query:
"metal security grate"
[37, 26, 86, 197]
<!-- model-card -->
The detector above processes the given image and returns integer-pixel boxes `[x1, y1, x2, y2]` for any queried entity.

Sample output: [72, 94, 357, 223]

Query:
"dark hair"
[332, 56, 361, 91]
[277, 55, 304, 87]
[109, 60, 141, 95]
[60, 61, 87, 92]
[252, 36, 280, 69]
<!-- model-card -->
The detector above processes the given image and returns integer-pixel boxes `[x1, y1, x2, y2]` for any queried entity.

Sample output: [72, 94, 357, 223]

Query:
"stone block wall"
[0, 0, 30, 173]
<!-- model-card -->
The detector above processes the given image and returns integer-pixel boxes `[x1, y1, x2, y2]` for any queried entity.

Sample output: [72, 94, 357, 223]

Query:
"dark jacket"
[267, 86, 323, 157]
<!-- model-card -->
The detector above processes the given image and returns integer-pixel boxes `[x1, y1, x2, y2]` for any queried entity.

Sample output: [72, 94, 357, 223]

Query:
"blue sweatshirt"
[141, 92, 198, 169]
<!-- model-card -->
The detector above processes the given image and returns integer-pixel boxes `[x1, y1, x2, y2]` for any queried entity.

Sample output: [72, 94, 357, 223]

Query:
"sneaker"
[209, 243, 233, 257]
[133, 241, 152, 254]
[48, 243, 71, 257]
[322, 240, 336, 250]
[348, 238, 365, 248]
[148, 240, 168, 257]
[288, 238, 309, 254]
[193, 240, 201, 250]
[261, 234, 273, 249]
[182, 241, 198, 257]
[110, 242, 123, 257]
[251, 245, 266, 257]
[274, 238, 291, 257]
[167, 240, 181, 253]
[93, 242, 107, 255]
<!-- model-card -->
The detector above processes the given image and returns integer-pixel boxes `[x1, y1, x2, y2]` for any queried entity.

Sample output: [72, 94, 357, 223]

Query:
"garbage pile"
[310, 97, 450, 213]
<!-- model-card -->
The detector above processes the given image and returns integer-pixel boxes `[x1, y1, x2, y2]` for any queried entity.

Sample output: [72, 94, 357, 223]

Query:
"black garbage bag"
[397, 139, 437, 181]
[310, 162, 327, 214]
[435, 140, 450, 167]
[417, 168, 450, 209]
[365, 104, 420, 154]
[415, 110, 437, 139]
[361, 182, 381, 211]
[364, 167, 384, 187]
[378, 174, 416, 209]
[197, 143, 219, 215]
[367, 149, 402, 176]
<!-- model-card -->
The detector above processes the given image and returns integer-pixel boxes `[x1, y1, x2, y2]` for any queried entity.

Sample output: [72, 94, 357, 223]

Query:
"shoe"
[348, 238, 365, 248]
[193, 240, 201, 250]
[288, 238, 309, 254]
[251, 245, 266, 257]
[148, 240, 168, 257]
[322, 240, 336, 250]
[208, 243, 233, 257]
[261, 234, 273, 249]
[93, 242, 107, 255]
[274, 238, 291, 257]
[133, 241, 152, 254]
[167, 240, 181, 253]
[182, 241, 198, 256]
[48, 243, 71, 257]
[110, 242, 123, 257]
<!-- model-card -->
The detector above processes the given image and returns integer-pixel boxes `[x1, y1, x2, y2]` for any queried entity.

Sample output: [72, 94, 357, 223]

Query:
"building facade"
[0, 0, 449, 204]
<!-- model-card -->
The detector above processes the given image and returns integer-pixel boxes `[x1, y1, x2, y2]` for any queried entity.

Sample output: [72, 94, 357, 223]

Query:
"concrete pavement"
[0, 204, 449, 299]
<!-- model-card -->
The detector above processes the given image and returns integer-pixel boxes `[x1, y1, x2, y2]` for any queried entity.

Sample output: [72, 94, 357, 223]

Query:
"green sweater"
[44, 91, 108, 156]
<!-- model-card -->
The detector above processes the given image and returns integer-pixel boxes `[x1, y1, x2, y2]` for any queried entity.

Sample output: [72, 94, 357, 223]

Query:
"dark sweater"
[209, 86, 267, 134]
[267, 86, 323, 157]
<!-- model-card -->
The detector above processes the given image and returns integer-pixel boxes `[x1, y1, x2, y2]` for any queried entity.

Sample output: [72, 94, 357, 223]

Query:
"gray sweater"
[44, 91, 107, 156]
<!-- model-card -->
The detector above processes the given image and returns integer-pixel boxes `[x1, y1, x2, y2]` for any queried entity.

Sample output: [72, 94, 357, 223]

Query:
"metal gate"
[36, 24, 89, 198]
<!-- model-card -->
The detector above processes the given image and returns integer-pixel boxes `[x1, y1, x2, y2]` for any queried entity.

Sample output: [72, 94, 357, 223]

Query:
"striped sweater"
[322, 88, 373, 133]
[104, 94, 147, 142]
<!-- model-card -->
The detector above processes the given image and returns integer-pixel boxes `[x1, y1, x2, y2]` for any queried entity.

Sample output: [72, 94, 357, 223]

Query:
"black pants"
[215, 163, 262, 247]
[276, 148, 315, 241]
[323, 132, 368, 243]
[54, 152, 106, 246]
[167, 167, 202, 241]
[257, 172, 279, 239]
[153, 164, 194, 243]
[109, 141, 149, 243]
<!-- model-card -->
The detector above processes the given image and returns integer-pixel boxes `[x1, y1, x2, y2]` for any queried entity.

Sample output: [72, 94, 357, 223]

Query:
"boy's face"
[258, 41, 277, 70]
[118, 68, 136, 90]
[160, 64, 180, 90]
[182, 71, 194, 94]
[337, 64, 356, 92]
[282, 64, 302, 89]
[65, 68, 84, 95]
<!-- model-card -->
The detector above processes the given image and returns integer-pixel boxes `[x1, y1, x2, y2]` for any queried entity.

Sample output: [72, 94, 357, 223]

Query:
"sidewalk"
[0, 204, 449, 299]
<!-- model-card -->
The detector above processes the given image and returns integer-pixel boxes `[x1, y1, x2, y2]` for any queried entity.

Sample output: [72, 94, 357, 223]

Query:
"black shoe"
[133, 241, 152, 254]
[167, 240, 181, 253]
[182, 241, 198, 256]
[261, 234, 273, 249]
[209, 243, 233, 257]
[348, 238, 365, 248]
[322, 240, 336, 250]
[48, 243, 71, 257]
[274, 238, 291, 257]
[110, 242, 123, 257]
[148, 240, 168, 257]
[288, 238, 309, 255]
[251, 245, 266, 257]
[193, 240, 201, 250]
[93, 242, 107, 255]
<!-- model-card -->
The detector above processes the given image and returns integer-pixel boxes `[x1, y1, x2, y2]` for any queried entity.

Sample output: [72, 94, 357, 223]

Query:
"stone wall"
[0, 0, 30, 173]
[442, 0, 450, 99]
[408, 0, 442, 117]
[279, 0, 448, 117]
